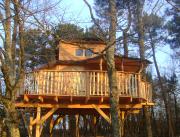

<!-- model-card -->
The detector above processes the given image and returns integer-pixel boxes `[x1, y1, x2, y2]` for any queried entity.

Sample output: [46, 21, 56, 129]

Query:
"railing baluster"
[104, 73, 107, 96]
[135, 74, 137, 97]
[93, 72, 95, 95]
[57, 72, 59, 94]
[60, 72, 62, 95]
[90, 72, 92, 95]
[22, 71, 152, 102]
[97, 72, 99, 95]
[37, 72, 39, 94]
[100, 72, 104, 96]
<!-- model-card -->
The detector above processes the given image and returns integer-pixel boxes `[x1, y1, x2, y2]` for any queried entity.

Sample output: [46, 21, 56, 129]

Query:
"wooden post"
[120, 111, 125, 137]
[138, 74, 141, 98]
[121, 58, 124, 71]
[99, 58, 103, 71]
[49, 116, 54, 137]
[93, 115, 97, 137]
[29, 116, 33, 137]
[50, 115, 64, 137]
[75, 115, 79, 137]
[36, 107, 41, 137]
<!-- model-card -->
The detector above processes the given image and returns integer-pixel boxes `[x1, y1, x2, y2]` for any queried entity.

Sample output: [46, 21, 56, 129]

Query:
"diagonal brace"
[92, 104, 111, 124]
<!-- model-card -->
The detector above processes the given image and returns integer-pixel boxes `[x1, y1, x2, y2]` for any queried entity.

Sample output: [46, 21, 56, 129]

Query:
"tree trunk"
[107, 0, 121, 137]
[7, 123, 20, 137]
[5, 101, 20, 137]
[135, 1, 153, 137]
[144, 107, 153, 137]
[123, 31, 128, 57]
[151, 41, 174, 137]
[172, 92, 179, 136]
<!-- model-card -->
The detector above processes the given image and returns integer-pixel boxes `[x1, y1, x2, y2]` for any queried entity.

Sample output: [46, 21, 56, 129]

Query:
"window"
[85, 49, 93, 57]
[75, 48, 94, 57]
[75, 49, 83, 56]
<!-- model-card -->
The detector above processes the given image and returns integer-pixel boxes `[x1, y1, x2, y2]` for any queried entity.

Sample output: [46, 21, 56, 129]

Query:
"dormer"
[57, 39, 106, 61]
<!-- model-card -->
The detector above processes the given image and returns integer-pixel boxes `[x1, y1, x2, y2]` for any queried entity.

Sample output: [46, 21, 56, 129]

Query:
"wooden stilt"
[75, 115, 79, 137]
[93, 115, 97, 137]
[50, 115, 64, 137]
[36, 107, 41, 137]
[40, 126, 43, 137]
[49, 116, 55, 137]
[38, 107, 58, 125]
[29, 116, 33, 137]
[120, 111, 126, 137]
[83, 115, 88, 136]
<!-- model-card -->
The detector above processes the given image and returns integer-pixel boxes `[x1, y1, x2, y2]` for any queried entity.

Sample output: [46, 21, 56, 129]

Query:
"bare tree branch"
[166, 0, 180, 12]
[83, 0, 107, 41]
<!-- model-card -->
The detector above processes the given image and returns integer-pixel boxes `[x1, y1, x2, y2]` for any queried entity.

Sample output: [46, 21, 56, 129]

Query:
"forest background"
[0, 0, 179, 137]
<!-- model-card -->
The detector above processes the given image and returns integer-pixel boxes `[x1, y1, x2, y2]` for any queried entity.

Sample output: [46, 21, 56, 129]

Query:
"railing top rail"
[26, 70, 141, 75]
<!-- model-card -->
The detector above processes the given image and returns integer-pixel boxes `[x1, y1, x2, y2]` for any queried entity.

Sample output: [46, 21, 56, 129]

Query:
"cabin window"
[76, 49, 83, 56]
[75, 48, 94, 57]
[85, 49, 93, 57]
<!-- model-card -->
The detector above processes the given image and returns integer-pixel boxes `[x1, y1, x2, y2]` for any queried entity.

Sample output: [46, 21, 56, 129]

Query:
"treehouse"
[15, 38, 153, 137]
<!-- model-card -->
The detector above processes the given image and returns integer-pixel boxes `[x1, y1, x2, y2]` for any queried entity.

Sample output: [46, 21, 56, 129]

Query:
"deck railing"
[18, 71, 152, 102]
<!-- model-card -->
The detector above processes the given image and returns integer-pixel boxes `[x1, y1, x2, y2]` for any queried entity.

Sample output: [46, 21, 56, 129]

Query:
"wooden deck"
[15, 70, 153, 137]
[17, 70, 152, 103]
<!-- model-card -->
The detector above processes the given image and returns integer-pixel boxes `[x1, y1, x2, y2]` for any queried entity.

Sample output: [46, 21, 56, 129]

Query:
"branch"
[118, 1, 132, 32]
[166, 0, 180, 12]
[0, 48, 12, 92]
[83, 0, 106, 39]
[0, 33, 5, 43]
[11, 0, 25, 98]
[0, 95, 11, 106]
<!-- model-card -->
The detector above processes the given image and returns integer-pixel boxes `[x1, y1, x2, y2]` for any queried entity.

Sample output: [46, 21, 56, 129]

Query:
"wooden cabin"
[15, 39, 153, 137]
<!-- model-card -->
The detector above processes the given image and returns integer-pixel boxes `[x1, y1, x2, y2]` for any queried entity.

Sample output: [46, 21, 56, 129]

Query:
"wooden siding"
[58, 41, 105, 61]
[18, 71, 152, 102]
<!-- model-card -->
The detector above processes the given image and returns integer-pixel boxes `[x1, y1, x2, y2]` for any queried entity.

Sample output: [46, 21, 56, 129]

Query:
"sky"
[57, 0, 175, 75]
[0, 0, 174, 76]
[58, 0, 93, 28]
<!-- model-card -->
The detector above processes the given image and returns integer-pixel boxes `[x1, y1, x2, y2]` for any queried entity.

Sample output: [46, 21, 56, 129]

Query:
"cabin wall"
[58, 41, 105, 61]
[41, 65, 85, 71]
[55, 65, 85, 71]
[40, 63, 141, 72]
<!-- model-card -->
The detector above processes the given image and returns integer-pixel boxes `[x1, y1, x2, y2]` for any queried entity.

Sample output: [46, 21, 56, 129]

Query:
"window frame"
[75, 49, 84, 56]
[85, 49, 93, 57]
[75, 48, 94, 57]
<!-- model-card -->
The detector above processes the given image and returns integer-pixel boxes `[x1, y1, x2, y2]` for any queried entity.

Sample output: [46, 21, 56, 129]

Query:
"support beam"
[85, 97, 90, 103]
[38, 96, 43, 102]
[29, 117, 33, 137]
[141, 102, 154, 106]
[30, 107, 58, 126]
[40, 126, 43, 137]
[119, 111, 126, 137]
[99, 97, 104, 104]
[54, 96, 58, 102]
[38, 107, 58, 125]
[92, 104, 111, 124]
[131, 110, 140, 114]
[24, 95, 29, 102]
[50, 117, 55, 136]
[49, 115, 64, 137]
[75, 115, 79, 137]
[93, 115, 97, 137]
[20, 110, 32, 137]
[36, 107, 41, 137]
[70, 96, 73, 103]
[15, 103, 144, 109]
